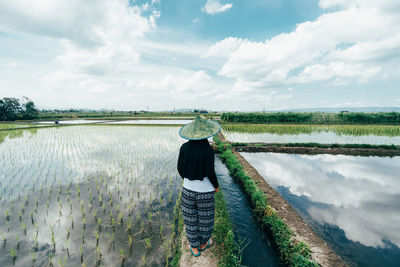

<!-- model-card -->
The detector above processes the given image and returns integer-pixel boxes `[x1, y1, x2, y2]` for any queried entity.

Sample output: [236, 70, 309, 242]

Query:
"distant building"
[340, 110, 350, 114]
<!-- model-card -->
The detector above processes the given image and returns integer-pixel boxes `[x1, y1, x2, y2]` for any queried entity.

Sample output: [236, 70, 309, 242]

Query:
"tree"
[1, 97, 22, 121]
[0, 99, 6, 120]
[23, 101, 39, 119]
[0, 97, 39, 121]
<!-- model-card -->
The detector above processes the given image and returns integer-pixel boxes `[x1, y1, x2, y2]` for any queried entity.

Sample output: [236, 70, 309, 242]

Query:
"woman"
[177, 116, 221, 257]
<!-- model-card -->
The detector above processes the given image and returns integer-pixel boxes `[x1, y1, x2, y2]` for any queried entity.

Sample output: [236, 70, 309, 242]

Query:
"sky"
[0, 0, 399, 111]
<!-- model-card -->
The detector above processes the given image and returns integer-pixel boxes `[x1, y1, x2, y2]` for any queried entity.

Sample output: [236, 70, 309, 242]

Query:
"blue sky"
[0, 0, 399, 111]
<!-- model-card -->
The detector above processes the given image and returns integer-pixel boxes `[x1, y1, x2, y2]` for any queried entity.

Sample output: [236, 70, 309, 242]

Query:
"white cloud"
[205, 37, 246, 58]
[275, 94, 293, 100]
[293, 62, 382, 84]
[209, 1, 400, 89]
[202, 0, 233, 15]
[318, 0, 400, 11]
[0, 0, 157, 47]
[137, 70, 210, 93]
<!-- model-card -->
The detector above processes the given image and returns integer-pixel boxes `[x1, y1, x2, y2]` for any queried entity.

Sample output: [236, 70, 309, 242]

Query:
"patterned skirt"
[181, 187, 215, 248]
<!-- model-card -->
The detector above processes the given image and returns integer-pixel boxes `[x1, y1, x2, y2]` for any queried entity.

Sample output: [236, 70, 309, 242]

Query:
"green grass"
[214, 135, 318, 267]
[0, 123, 36, 130]
[222, 123, 400, 137]
[213, 191, 241, 267]
[167, 191, 183, 267]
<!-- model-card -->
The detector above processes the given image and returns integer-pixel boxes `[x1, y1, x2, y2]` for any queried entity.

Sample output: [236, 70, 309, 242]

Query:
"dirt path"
[179, 226, 218, 267]
[235, 144, 400, 157]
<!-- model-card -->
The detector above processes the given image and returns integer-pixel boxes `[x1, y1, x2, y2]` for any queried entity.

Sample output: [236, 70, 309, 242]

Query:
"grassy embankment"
[168, 190, 240, 267]
[0, 123, 41, 130]
[214, 135, 318, 267]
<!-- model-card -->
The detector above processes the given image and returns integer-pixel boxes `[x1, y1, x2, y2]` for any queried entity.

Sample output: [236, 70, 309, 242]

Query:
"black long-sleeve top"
[177, 139, 219, 189]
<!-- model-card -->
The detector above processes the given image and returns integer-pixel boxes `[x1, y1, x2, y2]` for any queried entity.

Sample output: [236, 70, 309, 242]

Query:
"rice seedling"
[21, 223, 26, 236]
[15, 235, 20, 250]
[80, 244, 83, 263]
[82, 229, 85, 244]
[58, 257, 66, 267]
[144, 238, 151, 251]
[118, 212, 124, 225]
[128, 235, 133, 254]
[1, 234, 6, 245]
[141, 253, 146, 266]
[10, 248, 16, 264]
[33, 235, 39, 251]
[96, 246, 102, 265]
[31, 252, 36, 265]
[0, 126, 185, 266]
[5, 209, 10, 221]
[120, 248, 126, 266]
[94, 229, 99, 246]
[51, 232, 56, 252]
[71, 215, 75, 230]
[49, 252, 54, 267]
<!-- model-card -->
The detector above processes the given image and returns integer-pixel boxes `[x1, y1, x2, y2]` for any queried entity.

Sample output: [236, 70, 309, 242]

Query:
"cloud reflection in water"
[241, 152, 400, 248]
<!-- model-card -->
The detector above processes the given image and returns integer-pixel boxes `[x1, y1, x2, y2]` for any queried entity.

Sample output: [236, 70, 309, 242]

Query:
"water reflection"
[215, 157, 283, 267]
[241, 152, 400, 266]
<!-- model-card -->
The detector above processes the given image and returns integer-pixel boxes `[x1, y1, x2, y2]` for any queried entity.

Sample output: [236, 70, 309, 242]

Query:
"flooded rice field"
[36, 120, 105, 124]
[223, 131, 400, 145]
[0, 126, 185, 266]
[241, 152, 400, 267]
[103, 120, 192, 125]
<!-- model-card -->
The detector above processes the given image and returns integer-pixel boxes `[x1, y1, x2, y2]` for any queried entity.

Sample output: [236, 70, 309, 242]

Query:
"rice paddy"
[104, 120, 192, 125]
[0, 126, 184, 266]
[222, 124, 400, 145]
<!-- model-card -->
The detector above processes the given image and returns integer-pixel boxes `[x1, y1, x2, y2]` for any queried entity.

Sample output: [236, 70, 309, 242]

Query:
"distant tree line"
[0, 97, 39, 121]
[221, 112, 400, 124]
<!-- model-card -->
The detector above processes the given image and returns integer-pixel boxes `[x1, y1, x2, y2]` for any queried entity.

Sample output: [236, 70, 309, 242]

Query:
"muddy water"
[215, 157, 284, 267]
[241, 152, 400, 267]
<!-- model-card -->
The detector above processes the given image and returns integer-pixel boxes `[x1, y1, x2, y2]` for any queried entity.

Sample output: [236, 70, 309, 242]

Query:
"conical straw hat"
[179, 115, 221, 140]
